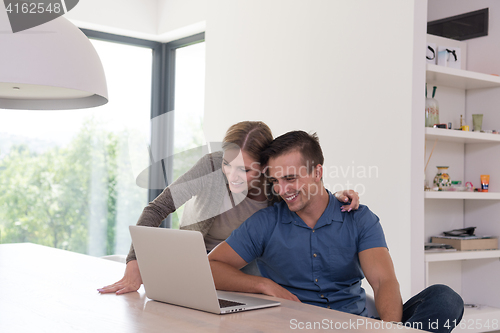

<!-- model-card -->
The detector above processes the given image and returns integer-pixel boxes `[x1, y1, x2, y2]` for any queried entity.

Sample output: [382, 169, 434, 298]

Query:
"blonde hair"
[222, 121, 273, 162]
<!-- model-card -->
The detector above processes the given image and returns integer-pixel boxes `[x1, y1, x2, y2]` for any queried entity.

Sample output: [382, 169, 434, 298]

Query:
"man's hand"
[98, 260, 143, 295]
[209, 242, 300, 302]
[257, 279, 301, 302]
[334, 190, 360, 212]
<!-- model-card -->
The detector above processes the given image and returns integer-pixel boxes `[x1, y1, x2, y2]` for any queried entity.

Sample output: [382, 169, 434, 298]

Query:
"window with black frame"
[0, 31, 206, 254]
[0, 34, 154, 257]
[169, 39, 206, 229]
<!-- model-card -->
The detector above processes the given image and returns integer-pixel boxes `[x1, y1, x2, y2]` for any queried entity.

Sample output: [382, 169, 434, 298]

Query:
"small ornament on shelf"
[426, 43, 437, 64]
[433, 166, 451, 190]
[437, 46, 461, 69]
[425, 86, 439, 127]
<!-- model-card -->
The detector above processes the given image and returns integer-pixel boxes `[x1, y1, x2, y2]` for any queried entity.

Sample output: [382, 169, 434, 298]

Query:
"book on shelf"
[425, 243, 457, 253]
[431, 235, 498, 251]
[435, 235, 495, 240]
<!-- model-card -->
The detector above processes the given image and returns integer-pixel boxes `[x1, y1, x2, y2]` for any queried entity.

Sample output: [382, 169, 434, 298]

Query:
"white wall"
[204, 0, 426, 300]
[156, 0, 207, 41]
[64, 0, 428, 301]
[411, 1, 428, 296]
[65, 0, 158, 39]
[66, 0, 207, 42]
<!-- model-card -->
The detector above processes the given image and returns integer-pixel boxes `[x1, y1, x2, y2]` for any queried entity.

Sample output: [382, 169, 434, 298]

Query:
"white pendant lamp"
[0, 6, 108, 110]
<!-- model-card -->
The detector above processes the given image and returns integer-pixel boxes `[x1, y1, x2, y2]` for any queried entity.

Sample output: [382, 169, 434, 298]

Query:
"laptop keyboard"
[218, 299, 245, 308]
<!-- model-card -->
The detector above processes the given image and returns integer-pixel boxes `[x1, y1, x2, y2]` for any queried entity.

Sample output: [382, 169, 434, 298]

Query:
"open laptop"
[129, 226, 280, 314]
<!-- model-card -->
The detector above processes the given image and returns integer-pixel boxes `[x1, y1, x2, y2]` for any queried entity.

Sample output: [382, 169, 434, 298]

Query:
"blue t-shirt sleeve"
[225, 207, 275, 264]
[353, 206, 387, 253]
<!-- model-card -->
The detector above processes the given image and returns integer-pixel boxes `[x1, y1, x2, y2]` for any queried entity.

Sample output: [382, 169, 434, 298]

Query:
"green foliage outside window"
[0, 118, 145, 255]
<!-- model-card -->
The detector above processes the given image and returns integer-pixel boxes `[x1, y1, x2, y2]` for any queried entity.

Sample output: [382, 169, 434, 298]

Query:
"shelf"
[424, 38, 500, 328]
[425, 250, 500, 262]
[426, 64, 500, 90]
[424, 191, 500, 200]
[425, 127, 500, 144]
[453, 306, 500, 333]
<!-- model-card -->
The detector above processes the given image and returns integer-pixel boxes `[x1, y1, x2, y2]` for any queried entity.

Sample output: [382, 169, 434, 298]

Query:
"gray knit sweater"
[126, 151, 270, 263]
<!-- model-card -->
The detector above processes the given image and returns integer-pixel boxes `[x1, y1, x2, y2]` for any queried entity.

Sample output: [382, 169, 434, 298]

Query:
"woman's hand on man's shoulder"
[334, 190, 360, 212]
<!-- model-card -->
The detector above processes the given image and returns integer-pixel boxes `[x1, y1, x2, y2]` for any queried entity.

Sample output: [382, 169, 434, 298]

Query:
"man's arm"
[359, 247, 403, 322]
[208, 242, 300, 302]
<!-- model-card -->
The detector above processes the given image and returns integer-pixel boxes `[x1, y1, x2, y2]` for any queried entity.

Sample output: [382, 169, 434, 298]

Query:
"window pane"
[0, 39, 152, 256]
[170, 42, 206, 229]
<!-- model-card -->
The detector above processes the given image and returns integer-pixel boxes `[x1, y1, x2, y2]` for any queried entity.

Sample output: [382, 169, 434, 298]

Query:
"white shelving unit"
[425, 127, 500, 144]
[424, 36, 500, 332]
[426, 63, 500, 90]
[425, 250, 500, 262]
[424, 191, 500, 200]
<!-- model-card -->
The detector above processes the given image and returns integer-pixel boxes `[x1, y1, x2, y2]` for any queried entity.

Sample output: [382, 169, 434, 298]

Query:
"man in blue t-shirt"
[208, 131, 463, 333]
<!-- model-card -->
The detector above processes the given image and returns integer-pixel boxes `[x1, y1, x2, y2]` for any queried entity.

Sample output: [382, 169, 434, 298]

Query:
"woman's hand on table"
[98, 259, 143, 295]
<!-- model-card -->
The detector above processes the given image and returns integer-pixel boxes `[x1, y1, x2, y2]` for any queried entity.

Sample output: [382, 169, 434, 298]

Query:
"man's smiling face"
[267, 150, 321, 214]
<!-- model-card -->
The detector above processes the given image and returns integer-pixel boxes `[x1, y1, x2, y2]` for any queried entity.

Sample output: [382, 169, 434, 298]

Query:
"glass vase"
[425, 97, 439, 127]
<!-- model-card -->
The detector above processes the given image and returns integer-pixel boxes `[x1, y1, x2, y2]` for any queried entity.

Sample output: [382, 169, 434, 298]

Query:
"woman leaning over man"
[98, 121, 359, 295]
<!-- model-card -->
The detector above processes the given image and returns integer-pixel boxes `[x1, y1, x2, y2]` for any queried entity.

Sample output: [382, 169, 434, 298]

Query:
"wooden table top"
[0, 243, 422, 332]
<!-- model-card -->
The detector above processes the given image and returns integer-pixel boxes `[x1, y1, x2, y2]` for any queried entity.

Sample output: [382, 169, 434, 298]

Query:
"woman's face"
[222, 149, 263, 194]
